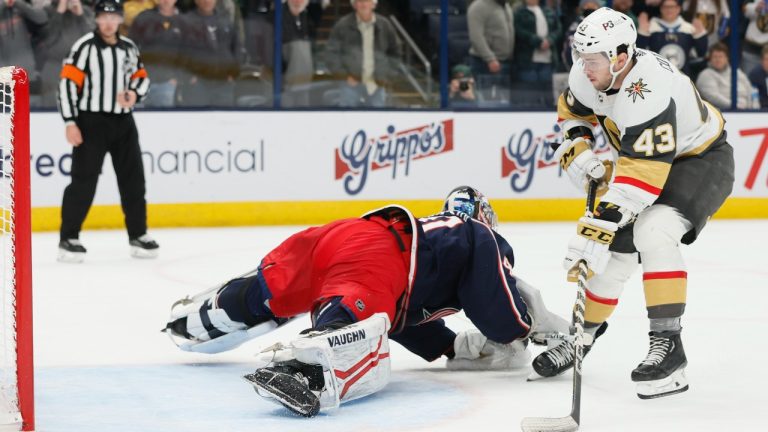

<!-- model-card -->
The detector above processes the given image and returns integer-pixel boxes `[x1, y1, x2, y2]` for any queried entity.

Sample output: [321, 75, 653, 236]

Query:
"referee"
[57, 0, 159, 263]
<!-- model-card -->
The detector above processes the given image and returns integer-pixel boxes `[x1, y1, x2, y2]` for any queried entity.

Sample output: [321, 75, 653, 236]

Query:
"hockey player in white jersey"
[530, 7, 734, 399]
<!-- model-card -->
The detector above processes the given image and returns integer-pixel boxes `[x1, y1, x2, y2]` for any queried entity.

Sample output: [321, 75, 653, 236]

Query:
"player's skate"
[631, 331, 689, 399]
[529, 321, 608, 380]
[244, 359, 325, 417]
[57, 239, 86, 263]
[129, 234, 159, 258]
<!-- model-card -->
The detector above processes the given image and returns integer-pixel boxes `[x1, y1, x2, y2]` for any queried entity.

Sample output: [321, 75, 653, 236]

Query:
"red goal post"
[0, 66, 34, 431]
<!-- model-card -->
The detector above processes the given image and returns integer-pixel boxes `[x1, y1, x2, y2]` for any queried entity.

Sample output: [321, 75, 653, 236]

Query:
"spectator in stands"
[696, 42, 754, 109]
[241, 0, 273, 68]
[633, 0, 662, 18]
[448, 63, 478, 107]
[130, 0, 184, 107]
[121, 0, 154, 34]
[279, 0, 314, 107]
[613, 0, 638, 26]
[682, 0, 729, 46]
[325, 0, 401, 107]
[748, 45, 768, 109]
[561, 0, 600, 71]
[307, 0, 329, 30]
[0, 0, 48, 93]
[514, 0, 562, 84]
[742, 0, 768, 77]
[38, 0, 93, 108]
[637, 0, 708, 76]
[179, 0, 242, 107]
[467, 0, 514, 93]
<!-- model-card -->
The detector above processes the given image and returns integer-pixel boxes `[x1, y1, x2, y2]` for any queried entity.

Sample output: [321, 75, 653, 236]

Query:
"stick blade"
[520, 416, 579, 432]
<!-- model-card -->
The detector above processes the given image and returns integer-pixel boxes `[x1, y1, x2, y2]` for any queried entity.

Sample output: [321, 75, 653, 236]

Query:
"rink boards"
[27, 111, 768, 230]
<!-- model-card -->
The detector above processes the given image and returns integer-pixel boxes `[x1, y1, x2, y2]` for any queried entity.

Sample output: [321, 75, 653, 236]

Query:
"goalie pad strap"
[577, 221, 615, 244]
[199, 300, 227, 340]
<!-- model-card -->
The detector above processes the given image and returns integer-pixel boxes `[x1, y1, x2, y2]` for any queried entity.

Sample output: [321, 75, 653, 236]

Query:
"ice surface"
[32, 221, 768, 431]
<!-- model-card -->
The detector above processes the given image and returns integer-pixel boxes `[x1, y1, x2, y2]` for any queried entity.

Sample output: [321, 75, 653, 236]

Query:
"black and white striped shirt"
[58, 31, 150, 124]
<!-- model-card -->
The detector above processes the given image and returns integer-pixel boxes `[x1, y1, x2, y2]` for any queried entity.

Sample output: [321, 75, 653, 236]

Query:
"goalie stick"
[520, 180, 598, 432]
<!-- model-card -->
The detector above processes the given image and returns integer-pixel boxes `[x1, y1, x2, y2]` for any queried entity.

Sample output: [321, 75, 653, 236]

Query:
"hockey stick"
[520, 180, 598, 432]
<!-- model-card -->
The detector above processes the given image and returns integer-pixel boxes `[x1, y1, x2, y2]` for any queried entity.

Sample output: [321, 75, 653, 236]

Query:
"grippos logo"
[501, 125, 609, 192]
[335, 120, 454, 195]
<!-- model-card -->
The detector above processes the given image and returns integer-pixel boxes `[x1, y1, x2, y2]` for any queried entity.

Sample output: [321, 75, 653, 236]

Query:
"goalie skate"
[244, 360, 325, 417]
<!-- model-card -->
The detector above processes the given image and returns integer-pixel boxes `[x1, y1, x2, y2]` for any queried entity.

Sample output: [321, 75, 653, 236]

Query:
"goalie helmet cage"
[0, 67, 34, 431]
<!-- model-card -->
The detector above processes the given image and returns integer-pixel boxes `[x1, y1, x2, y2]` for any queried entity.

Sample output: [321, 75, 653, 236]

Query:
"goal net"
[0, 67, 34, 431]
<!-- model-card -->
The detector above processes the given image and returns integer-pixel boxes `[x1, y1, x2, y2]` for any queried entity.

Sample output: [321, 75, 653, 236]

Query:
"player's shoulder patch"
[612, 54, 672, 126]
[623, 77, 652, 103]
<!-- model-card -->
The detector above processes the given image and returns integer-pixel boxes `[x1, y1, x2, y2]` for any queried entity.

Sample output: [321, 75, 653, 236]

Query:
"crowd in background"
[1, 0, 766, 109]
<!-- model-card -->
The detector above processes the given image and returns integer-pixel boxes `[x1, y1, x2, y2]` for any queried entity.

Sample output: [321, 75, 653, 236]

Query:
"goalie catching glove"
[447, 329, 530, 370]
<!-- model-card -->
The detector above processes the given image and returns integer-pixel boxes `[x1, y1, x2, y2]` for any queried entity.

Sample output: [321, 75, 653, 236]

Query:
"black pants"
[60, 112, 147, 241]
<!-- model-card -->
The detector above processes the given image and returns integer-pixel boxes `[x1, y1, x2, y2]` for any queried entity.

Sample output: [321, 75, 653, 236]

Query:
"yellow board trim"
[30, 197, 768, 232]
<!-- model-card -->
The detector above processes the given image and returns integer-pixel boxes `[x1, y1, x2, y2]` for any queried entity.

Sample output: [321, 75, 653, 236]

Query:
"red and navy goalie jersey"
[388, 210, 532, 361]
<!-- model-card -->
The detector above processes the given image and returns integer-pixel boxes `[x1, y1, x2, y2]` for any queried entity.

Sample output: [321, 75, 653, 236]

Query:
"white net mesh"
[0, 67, 21, 428]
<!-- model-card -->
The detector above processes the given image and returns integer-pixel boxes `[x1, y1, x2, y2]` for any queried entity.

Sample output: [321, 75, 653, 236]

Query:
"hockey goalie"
[164, 186, 570, 416]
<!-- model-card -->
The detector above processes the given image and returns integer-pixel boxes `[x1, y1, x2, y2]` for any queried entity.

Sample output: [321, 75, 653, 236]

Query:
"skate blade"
[636, 368, 689, 399]
[57, 249, 85, 263]
[527, 370, 548, 382]
[243, 370, 320, 417]
[131, 246, 159, 259]
[521, 415, 579, 432]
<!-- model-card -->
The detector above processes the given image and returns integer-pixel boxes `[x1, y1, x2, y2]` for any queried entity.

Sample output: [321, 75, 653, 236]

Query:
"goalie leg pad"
[247, 313, 392, 414]
[164, 270, 293, 353]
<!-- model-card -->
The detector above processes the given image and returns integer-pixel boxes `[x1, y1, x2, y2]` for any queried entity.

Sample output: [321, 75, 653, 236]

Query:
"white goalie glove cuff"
[452, 329, 490, 360]
[554, 138, 606, 192]
[448, 329, 530, 370]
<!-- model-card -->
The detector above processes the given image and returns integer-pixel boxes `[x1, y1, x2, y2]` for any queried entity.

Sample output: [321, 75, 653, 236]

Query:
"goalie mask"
[442, 186, 498, 231]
